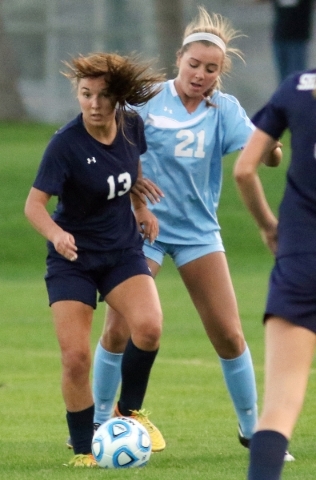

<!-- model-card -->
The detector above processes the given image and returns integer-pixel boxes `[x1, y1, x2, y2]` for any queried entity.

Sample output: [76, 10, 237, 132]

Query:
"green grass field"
[1, 122, 316, 479]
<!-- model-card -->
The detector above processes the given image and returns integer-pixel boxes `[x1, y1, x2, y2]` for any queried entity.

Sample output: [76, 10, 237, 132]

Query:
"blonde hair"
[178, 6, 244, 95]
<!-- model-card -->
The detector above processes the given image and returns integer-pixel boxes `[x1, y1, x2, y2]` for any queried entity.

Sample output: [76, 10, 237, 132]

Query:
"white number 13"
[107, 172, 132, 199]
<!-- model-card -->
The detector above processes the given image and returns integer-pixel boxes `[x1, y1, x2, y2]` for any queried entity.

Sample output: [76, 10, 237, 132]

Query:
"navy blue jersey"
[252, 69, 316, 257]
[33, 113, 146, 252]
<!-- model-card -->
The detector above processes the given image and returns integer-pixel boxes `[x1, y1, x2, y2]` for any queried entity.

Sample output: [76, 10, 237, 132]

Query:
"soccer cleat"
[68, 453, 98, 467]
[238, 425, 295, 462]
[114, 404, 166, 452]
[284, 450, 295, 462]
[238, 424, 250, 448]
[66, 423, 101, 449]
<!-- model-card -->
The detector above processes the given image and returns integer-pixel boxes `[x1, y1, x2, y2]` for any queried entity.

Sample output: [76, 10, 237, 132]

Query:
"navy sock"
[118, 338, 158, 415]
[248, 430, 288, 480]
[66, 404, 94, 454]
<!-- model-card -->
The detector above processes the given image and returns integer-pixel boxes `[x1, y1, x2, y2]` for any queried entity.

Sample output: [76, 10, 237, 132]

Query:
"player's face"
[77, 76, 116, 128]
[175, 43, 224, 100]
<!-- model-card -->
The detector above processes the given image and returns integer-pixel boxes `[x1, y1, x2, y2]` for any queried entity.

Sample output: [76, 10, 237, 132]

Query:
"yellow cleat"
[114, 405, 166, 452]
[68, 453, 98, 467]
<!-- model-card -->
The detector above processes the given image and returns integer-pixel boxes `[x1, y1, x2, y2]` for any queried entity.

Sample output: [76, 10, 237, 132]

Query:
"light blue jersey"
[137, 80, 254, 245]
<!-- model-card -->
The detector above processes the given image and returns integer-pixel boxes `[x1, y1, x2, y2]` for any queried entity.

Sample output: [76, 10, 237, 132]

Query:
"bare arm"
[131, 191, 159, 244]
[24, 187, 78, 261]
[234, 128, 279, 254]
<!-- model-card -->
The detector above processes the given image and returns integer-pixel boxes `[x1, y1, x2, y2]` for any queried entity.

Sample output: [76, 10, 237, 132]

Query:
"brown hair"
[62, 52, 165, 132]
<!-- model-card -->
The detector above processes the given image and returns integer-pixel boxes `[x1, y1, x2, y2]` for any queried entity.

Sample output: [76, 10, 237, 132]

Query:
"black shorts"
[45, 244, 152, 309]
[265, 254, 316, 333]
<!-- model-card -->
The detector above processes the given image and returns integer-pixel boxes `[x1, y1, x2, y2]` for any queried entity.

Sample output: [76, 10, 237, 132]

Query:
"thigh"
[259, 317, 316, 438]
[51, 300, 94, 355]
[179, 251, 245, 356]
[105, 274, 162, 349]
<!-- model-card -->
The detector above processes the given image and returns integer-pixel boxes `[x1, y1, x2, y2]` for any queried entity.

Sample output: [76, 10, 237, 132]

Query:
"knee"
[61, 349, 91, 381]
[101, 315, 130, 353]
[132, 310, 163, 351]
[213, 329, 246, 359]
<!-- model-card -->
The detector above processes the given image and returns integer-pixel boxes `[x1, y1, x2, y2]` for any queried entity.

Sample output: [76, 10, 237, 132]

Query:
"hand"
[262, 140, 283, 167]
[131, 177, 164, 205]
[260, 221, 278, 255]
[52, 230, 78, 261]
[134, 206, 159, 244]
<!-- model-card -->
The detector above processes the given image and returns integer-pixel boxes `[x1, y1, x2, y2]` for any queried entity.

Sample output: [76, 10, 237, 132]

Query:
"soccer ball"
[91, 416, 152, 468]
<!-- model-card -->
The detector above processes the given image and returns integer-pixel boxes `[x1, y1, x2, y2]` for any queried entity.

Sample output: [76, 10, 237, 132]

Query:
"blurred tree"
[0, 2, 27, 120]
[154, 0, 184, 78]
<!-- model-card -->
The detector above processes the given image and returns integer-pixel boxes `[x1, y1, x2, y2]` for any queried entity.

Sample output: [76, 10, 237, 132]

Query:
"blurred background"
[1, 0, 316, 124]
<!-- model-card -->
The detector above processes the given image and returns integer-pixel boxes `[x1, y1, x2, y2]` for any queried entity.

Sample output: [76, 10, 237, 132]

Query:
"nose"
[194, 66, 205, 79]
[91, 96, 100, 109]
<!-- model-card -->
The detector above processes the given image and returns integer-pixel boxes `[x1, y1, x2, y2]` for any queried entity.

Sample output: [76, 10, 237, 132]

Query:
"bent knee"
[213, 330, 246, 359]
[102, 320, 130, 353]
[132, 312, 163, 350]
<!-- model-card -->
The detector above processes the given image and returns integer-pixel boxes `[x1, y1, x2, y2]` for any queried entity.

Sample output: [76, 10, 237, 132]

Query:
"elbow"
[233, 164, 253, 187]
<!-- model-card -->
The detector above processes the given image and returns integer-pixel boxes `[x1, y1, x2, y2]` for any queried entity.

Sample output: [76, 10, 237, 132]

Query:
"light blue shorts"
[143, 239, 225, 268]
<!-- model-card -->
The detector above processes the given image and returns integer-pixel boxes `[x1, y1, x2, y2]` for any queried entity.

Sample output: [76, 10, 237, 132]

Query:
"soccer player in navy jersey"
[92, 6, 285, 456]
[24, 52, 166, 467]
[234, 69, 316, 479]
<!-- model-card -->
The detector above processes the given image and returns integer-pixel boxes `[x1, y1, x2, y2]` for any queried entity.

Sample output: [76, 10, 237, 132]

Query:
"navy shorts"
[45, 244, 152, 309]
[265, 254, 316, 333]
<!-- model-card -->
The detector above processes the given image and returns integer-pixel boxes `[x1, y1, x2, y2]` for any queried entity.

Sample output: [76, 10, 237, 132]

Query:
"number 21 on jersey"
[175, 129, 206, 158]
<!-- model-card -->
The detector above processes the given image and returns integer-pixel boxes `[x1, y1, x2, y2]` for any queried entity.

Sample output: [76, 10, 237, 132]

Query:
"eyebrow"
[190, 58, 219, 68]
[80, 86, 108, 93]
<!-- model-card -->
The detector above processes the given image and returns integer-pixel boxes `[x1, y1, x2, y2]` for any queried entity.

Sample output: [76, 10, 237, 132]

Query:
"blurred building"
[1, 0, 315, 123]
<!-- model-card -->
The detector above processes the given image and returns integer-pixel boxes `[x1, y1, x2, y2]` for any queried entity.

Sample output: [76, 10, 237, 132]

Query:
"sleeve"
[251, 79, 291, 139]
[33, 134, 70, 196]
[220, 95, 255, 156]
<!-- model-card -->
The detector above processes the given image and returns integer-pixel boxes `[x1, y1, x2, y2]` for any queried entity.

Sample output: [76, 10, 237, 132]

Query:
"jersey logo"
[296, 73, 316, 91]
[87, 157, 97, 164]
[163, 106, 173, 114]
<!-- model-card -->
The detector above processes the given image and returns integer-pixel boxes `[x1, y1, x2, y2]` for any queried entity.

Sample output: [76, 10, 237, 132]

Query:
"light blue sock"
[93, 341, 122, 425]
[219, 345, 258, 439]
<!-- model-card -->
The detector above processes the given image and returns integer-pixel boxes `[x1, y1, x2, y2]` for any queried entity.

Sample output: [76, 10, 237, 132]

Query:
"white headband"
[182, 32, 226, 53]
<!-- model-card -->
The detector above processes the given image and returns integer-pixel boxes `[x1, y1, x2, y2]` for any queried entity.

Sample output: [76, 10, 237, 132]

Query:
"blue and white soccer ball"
[91, 416, 152, 468]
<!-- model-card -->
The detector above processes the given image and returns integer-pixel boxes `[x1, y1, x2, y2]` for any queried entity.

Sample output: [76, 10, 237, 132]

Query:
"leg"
[93, 259, 160, 424]
[105, 273, 163, 412]
[248, 317, 316, 480]
[52, 300, 94, 454]
[105, 273, 165, 451]
[179, 252, 257, 438]
[93, 307, 129, 424]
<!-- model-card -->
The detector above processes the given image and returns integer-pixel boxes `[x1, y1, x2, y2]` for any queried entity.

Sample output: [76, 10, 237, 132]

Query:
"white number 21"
[175, 129, 205, 158]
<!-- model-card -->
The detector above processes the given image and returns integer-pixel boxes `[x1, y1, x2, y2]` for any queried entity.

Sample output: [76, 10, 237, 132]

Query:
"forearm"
[235, 171, 277, 230]
[25, 198, 63, 242]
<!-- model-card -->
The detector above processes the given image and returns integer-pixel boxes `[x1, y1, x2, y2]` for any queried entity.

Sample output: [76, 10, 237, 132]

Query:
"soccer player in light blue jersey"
[92, 6, 283, 455]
